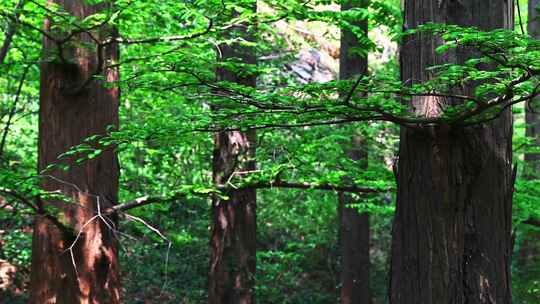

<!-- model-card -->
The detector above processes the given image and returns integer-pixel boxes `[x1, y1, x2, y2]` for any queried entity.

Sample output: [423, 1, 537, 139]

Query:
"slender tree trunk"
[29, 1, 120, 303]
[390, 1, 513, 304]
[338, 177, 370, 304]
[338, 1, 370, 303]
[208, 2, 257, 303]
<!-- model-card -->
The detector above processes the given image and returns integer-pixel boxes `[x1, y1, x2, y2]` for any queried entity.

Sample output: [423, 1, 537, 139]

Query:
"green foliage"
[0, 0, 539, 302]
[1, 229, 31, 266]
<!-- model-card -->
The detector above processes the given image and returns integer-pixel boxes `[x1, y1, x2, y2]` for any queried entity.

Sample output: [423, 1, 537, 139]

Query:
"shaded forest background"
[0, 0, 539, 303]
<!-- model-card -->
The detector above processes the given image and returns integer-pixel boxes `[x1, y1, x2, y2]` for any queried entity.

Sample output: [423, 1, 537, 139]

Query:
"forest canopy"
[0, 0, 539, 303]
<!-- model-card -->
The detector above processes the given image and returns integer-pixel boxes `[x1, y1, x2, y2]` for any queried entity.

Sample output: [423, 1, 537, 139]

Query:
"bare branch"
[105, 180, 388, 214]
[0, 187, 39, 212]
[246, 180, 388, 193]
[523, 218, 540, 228]
[105, 195, 183, 214]
[102, 17, 213, 46]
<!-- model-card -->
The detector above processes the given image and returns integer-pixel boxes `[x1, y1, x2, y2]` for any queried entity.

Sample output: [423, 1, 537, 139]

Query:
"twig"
[102, 17, 213, 46]
[0, 64, 30, 156]
[516, 0, 525, 35]
[245, 180, 388, 193]
[123, 213, 172, 293]
[0, 0, 26, 65]
[523, 217, 540, 227]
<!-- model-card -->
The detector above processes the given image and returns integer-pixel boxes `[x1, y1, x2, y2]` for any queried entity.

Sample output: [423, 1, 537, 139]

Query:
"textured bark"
[338, 189, 370, 304]
[29, 1, 120, 303]
[208, 2, 257, 303]
[338, 1, 370, 303]
[390, 1, 513, 304]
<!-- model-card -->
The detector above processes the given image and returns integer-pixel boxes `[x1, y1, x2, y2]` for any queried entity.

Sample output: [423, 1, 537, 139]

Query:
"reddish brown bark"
[209, 131, 257, 304]
[390, 1, 513, 304]
[338, 1, 371, 303]
[29, 1, 120, 303]
[208, 2, 257, 303]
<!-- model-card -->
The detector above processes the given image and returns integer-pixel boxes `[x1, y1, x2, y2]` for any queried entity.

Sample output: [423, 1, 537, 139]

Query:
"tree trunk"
[208, 2, 257, 303]
[338, 1, 371, 303]
[390, 1, 513, 304]
[29, 1, 120, 303]
[338, 190, 370, 304]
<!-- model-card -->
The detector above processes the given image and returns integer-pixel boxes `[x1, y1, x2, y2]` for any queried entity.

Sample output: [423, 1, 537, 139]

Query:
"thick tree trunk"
[208, 2, 257, 303]
[338, 1, 370, 303]
[29, 1, 120, 303]
[390, 1, 513, 304]
[209, 131, 257, 304]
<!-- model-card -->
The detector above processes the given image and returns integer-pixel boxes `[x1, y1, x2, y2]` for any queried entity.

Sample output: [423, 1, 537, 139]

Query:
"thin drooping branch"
[67, 16, 213, 95]
[0, 187, 74, 235]
[0, 0, 26, 65]
[102, 17, 214, 46]
[246, 180, 386, 193]
[0, 64, 30, 156]
[105, 195, 183, 214]
[105, 180, 388, 214]
[205, 71, 540, 131]
[523, 218, 540, 228]
[11, 4, 538, 130]
[2, 3, 214, 95]
[516, 0, 526, 35]
[5, 173, 386, 218]
[0, 187, 38, 212]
